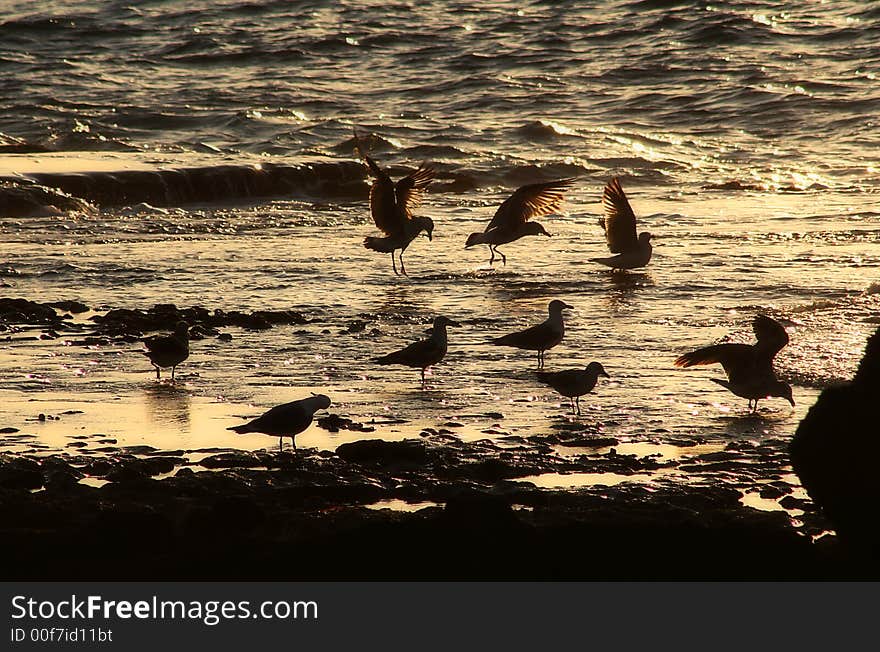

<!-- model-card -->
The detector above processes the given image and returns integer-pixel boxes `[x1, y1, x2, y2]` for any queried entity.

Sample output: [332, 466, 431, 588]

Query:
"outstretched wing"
[360, 153, 403, 235]
[674, 343, 761, 384]
[752, 315, 789, 359]
[487, 178, 574, 231]
[600, 177, 638, 253]
[395, 163, 435, 219]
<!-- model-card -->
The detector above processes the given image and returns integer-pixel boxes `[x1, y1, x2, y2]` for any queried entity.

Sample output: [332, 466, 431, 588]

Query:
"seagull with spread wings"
[356, 135, 435, 276]
[465, 179, 574, 266]
[674, 315, 795, 412]
[591, 177, 653, 270]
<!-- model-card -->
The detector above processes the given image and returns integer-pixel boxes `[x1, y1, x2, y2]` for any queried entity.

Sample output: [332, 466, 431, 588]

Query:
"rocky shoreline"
[0, 430, 870, 580]
[1, 297, 877, 579]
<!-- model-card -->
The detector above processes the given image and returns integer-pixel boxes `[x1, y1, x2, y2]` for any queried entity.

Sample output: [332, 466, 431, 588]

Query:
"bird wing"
[674, 343, 761, 384]
[395, 163, 435, 220]
[362, 155, 404, 235]
[493, 320, 556, 350]
[251, 400, 310, 435]
[377, 337, 442, 367]
[600, 177, 638, 253]
[487, 178, 573, 231]
[752, 315, 789, 359]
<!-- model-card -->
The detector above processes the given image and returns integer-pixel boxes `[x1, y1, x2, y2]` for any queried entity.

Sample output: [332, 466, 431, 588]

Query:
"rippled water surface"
[0, 0, 877, 464]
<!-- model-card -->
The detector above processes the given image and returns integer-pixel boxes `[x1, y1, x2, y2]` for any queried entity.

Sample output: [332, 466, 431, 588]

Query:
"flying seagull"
[227, 394, 331, 452]
[465, 179, 574, 266]
[537, 361, 610, 415]
[674, 315, 795, 411]
[491, 300, 573, 368]
[355, 133, 435, 276]
[592, 177, 653, 270]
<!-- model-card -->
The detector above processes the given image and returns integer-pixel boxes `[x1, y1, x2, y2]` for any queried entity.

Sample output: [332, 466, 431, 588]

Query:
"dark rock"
[49, 300, 89, 314]
[317, 414, 376, 433]
[0, 456, 43, 489]
[791, 325, 880, 554]
[336, 439, 427, 466]
[0, 427, 19, 434]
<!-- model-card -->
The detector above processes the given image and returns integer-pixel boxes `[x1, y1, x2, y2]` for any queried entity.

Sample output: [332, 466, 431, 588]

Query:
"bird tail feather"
[364, 236, 395, 253]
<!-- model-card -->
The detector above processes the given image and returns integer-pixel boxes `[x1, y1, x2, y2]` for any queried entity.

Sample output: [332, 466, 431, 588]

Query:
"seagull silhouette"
[465, 179, 573, 266]
[142, 321, 189, 381]
[674, 315, 795, 411]
[537, 361, 610, 415]
[227, 394, 331, 452]
[375, 315, 461, 386]
[355, 133, 435, 276]
[491, 300, 573, 368]
[591, 177, 653, 270]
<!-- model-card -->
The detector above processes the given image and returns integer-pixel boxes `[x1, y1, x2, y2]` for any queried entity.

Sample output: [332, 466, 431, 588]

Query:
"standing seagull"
[592, 177, 653, 270]
[374, 315, 461, 386]
[142, 321, 189, 381]
[537, 361, 610, 415]
[356, 135, 435, 276]
[465, 179, 574, 266]
[491, 300, 573, 368]
[674, 315, 795, 412]
[227, 394, 331, 452]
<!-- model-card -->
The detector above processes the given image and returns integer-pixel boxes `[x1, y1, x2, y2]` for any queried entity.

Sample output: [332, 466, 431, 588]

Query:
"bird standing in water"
[465, 179, 574, 266]
[374, 315, 461, 387]
[592, 177, 653, 271]
[491, 300, 573, 368]
[674, 314, 795, 412]
[227, 394, 331, 452]
[142, 321, 190, 381]
[537, 361, 610, 415]
[356, 134, 435, 276]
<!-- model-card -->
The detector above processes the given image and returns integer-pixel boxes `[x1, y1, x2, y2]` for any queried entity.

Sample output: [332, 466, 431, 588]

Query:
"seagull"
[356, 134, 435, 276]
[465, 179, 574, 266]
[142, 321, 189, 381]
[491, 300, 573, 368]
[537, 361, 610, 415]
[227, 394, 331, 452]
[674, 315, 795, 412]
[374, 315, 461, 386]
[591, 177, 653, 270]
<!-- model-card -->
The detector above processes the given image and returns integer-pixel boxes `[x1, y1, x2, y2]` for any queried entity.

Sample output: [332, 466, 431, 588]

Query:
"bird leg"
[154, 365, 160, 380]
[391, 252, 399, 275]
[171, 366, 176, 382]
[279, 437, 283, 453]
[575, 396, 582, 416]
[537, 350, 544, 369]
[399, 251, 408, 276]
[488, 245, 495, 265]
[420, 367, 427, 388]
[496, 247, 507, 266]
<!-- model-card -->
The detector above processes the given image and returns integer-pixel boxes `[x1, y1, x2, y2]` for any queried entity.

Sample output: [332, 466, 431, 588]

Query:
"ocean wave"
[0, 161, 367, 214]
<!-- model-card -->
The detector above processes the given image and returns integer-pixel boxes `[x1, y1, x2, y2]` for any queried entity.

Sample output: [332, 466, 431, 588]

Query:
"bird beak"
[426, 232, 433, 241]
[562, 303, 574, 310]
[544, 232, 552, 237]
[788, 397, 796, 407]
[601, 371, 610, 378]
[449, 320, 462, 327]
